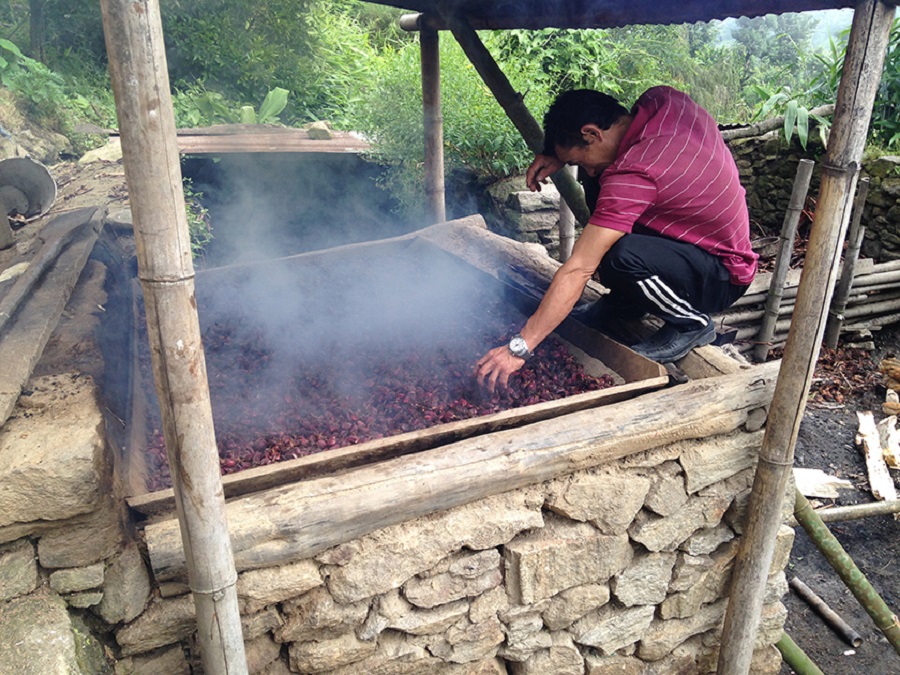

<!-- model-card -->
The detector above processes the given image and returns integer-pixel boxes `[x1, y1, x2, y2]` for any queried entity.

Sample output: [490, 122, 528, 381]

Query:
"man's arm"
[475, 225, 625, 392]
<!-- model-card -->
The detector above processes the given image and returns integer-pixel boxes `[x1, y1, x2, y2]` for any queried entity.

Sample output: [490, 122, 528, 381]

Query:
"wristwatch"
[508, 334, 532, 360]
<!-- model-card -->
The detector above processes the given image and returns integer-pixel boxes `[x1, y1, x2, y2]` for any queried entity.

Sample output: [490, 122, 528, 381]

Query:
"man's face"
[554, 123, 618, 177]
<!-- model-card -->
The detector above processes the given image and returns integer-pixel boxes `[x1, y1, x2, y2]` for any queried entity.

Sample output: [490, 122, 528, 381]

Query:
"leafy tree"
[731, 13, 820, 93]
[871, 18, 900, 149]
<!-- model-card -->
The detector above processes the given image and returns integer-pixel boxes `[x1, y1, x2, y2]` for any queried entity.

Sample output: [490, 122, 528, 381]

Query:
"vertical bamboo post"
[421, 24, 446, 224]
[99, 2, 247, 673]
[753, 159, 814, 362]
[438, 8, 591, 226]
[824, 178, 870, 348]
[717, 2, 894, 673]
[558, 165, 577, 261]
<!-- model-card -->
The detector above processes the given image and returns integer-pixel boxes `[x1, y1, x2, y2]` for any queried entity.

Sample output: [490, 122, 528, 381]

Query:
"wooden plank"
[0, 208, 103, 426]
[174, 127, 370, 155]
[143, 360, 780, 582]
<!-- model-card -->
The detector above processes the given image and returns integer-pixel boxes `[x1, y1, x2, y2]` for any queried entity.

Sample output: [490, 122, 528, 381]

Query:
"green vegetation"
[1, 3, 899, 215]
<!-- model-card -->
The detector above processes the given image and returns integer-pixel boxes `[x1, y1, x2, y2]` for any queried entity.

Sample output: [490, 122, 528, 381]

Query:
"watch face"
[510, 336, 528, 356]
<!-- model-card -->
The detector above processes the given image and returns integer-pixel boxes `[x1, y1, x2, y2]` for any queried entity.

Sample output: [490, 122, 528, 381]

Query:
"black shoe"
[631, 320, 716, 363]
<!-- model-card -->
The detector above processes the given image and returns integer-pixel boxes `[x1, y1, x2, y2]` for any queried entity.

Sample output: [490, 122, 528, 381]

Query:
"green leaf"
[796, 106, 809, 149]
[784, 100, 799, 143]
[0, 38, 24, 59]
[240, 105, 256, 125]
[257, 87, 289, 124]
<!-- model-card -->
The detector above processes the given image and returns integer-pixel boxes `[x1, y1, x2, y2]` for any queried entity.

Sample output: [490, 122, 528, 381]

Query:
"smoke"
[186, 152, 420, 266]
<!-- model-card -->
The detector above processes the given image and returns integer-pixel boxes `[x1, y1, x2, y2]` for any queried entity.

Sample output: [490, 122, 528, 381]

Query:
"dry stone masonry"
[0, 358, 791, 674]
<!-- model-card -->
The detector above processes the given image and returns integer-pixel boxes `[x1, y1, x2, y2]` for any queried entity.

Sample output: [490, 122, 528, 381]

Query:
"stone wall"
[487, 132, 900, 263]
[0, 366, 791, 674]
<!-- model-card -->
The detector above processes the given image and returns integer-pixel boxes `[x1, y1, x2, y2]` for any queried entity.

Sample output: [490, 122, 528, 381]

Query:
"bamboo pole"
[787, 499, 900, 525]
[717, 3, 895, 673]
[438, 8, 591, 225]
[558, 165, 577, 261]
[794, 490, 900, 655]
[420, 24, 446, 225]
[789, 576, 864, 647]
[99, 2, 247, 673]
[775, 633, 826, 675]
[825, 178, 870, 348]
[753, 159, 814, 362]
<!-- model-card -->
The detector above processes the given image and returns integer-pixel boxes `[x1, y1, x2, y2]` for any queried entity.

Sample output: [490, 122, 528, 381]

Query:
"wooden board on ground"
[0, 207, 104, 427]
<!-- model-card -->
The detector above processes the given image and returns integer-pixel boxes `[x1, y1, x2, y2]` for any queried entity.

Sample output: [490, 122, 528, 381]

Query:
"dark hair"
[542, 89, 630, 155]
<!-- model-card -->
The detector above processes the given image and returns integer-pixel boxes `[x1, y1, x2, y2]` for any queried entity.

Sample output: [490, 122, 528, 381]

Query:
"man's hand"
[526, 154, 564, 192]
[475, 346, 525, 394]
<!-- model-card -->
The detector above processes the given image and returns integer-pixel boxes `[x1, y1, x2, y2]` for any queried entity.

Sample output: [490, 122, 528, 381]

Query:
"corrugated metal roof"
[377, 0, 854, 30]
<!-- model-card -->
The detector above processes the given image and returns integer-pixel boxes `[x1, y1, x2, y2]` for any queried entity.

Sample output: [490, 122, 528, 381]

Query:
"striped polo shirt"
[589, 86, 758, 286]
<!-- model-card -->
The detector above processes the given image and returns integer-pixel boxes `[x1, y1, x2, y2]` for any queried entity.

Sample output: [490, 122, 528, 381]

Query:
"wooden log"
[0, 208, 103, 427]
[754, 159, 814, 362]
[721, 105, 835, 141]
[421, 27, 446, 224]
[718, 3, 895, 672]
[825, 178, 869, 348]
[99, 1, 247, 672]
[856, 411, 899, 503]
[144, 361, 780, 582]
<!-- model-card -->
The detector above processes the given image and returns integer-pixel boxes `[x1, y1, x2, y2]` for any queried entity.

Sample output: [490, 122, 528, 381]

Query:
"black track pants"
[598, 233, 749, 329]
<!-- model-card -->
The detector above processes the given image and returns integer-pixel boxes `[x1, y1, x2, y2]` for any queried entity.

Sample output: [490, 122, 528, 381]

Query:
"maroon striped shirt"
[589, 86, 758, 285]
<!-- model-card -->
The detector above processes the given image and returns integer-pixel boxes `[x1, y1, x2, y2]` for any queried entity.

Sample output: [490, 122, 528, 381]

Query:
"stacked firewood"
[714, 258, 900, 357]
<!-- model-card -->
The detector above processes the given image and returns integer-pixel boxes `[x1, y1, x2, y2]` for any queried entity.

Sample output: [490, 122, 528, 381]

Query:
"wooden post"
[438, 9, 591, 226]
[98, 1, 247, 673]
[421, 24, 446, 224]
[558, 165, 577, 261]
[717, 2, 895, 673]
[753, 159, 814, 362]
[824, 178, 870, 348]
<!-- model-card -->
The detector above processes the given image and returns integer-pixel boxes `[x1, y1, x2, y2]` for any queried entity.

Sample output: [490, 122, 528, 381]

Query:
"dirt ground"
[784, 330, 900, 674]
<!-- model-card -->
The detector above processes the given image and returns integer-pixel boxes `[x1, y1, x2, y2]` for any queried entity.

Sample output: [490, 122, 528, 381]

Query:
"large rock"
[505, 517, 633, 604]
[97, 542, 151, 624]
[0, 538, 38, 601]
[37, 493, 125, 568]
[679, 430, 763, 493]
[404, 550, 502, 609]
[542, 583, 610, 631]
[116, 594, 195, 657]
[245, 633, 282, 674]
[570, 604, 656, 655]
[0, 374, 109, 528]
[49, 562, 104, 594]
[0, 591, 103, 674]
[628, 495, 730, 552]
[377, 589, 469, 636]
[320, 488, 543, 604]
[237, 559, 322, 614]
[637, 598, 727, 661]
[276, 586, 370, 643]
[643, 462, 688, 517]
[114, 645, 190, 675]
[611, 552, 676, 606]
[508, 632, 583, 675]
[288, 632, 378, 673]
[659, 541, 737, 619]
[545, 468, 650, 535]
